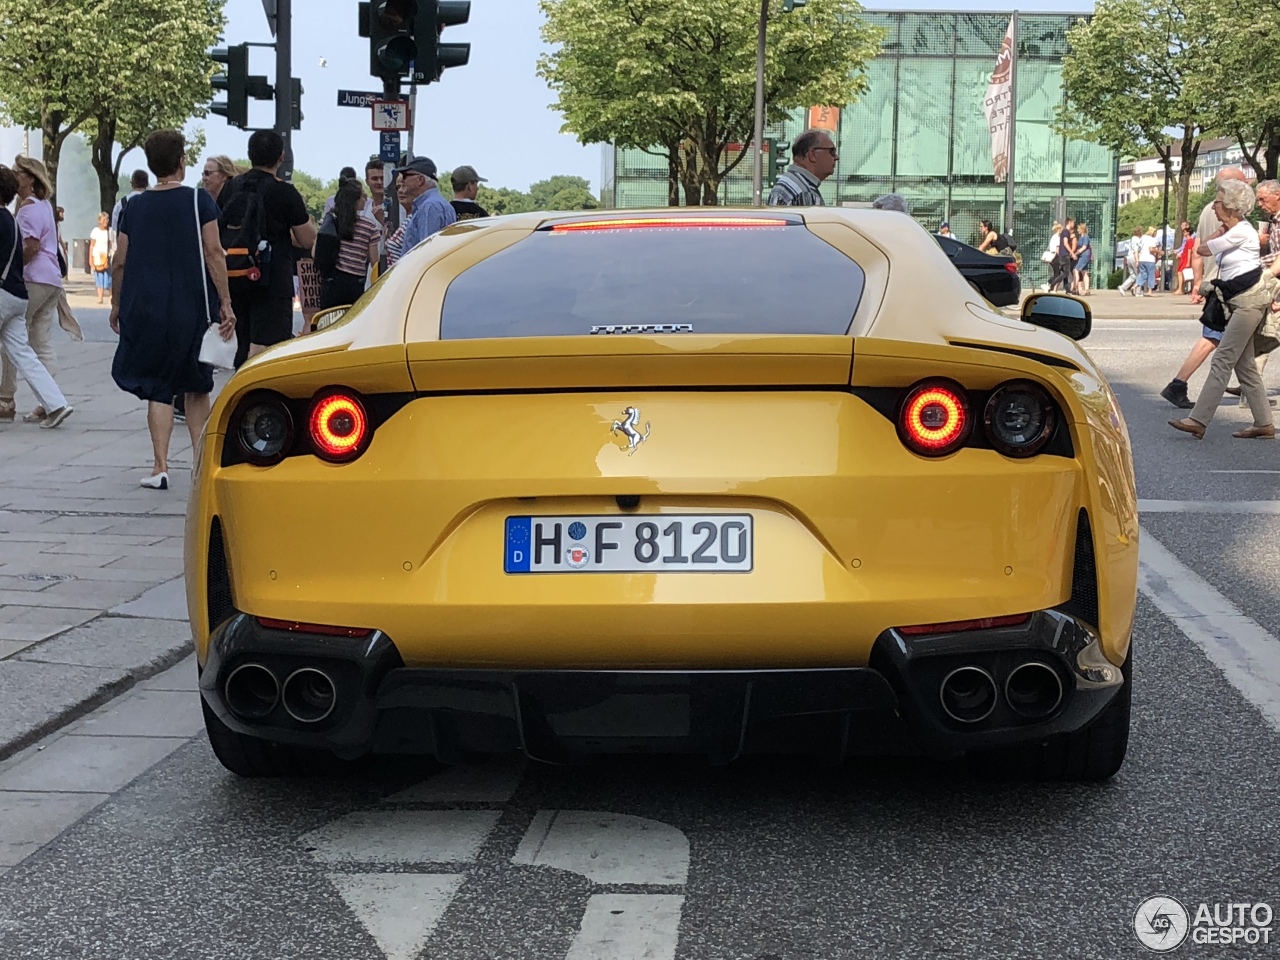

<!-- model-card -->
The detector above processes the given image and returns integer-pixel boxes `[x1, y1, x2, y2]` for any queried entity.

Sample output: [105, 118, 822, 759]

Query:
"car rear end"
[188, 211, 1136, 771]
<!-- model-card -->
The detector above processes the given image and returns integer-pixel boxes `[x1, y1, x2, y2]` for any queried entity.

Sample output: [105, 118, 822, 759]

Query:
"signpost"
[372, 100, 410, 131]
[379, 132, 402, 164]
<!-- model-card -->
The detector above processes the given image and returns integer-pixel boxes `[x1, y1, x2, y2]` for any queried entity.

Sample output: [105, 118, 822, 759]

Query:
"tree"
[538, 0, 883, 206]
[1059, 0, 1223, 237]
[529, 174, 597, 210]
[83, 0, 223, 216]
[0, 0, 112, 199]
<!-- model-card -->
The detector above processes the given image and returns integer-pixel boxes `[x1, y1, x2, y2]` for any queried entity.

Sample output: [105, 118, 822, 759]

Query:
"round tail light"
[309, 391, 370, 462]
[235, 395, 294, 465]
[898, 380, 971, 456]
[984, 380, 1056, 457]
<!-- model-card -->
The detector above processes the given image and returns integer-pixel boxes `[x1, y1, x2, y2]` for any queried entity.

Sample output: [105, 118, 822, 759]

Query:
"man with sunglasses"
[395, 156, 456, 256]
[767, 130, 837, 207]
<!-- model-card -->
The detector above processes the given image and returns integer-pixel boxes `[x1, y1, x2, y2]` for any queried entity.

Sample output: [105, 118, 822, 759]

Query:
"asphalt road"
[3, 317, 1280, 959]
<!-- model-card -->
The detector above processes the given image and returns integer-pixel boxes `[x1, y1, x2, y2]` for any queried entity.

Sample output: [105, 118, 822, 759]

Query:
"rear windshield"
[439, 218, 865, 339]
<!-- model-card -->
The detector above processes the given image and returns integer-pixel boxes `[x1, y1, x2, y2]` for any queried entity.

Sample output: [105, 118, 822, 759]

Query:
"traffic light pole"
[275, 0, 293, 178]
[751, 0, 767, 207]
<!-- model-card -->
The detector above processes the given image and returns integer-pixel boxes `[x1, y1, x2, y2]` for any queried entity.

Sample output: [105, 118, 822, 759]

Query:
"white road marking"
[514, 810, 689, 885]
[1209, 470, 1280, 475]
[329, 873, 464, 960]
[1139, 529, 1280, 731]
[1139, 499, 1280, 515]
[300, 810, 501, 863]
[565, 894, 685, 960]
[385, 755, 525, 804]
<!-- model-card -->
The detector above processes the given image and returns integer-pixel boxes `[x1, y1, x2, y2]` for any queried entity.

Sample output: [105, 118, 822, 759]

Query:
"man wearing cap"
[396, 157, 456, 255]
[450, 165, 490, 220]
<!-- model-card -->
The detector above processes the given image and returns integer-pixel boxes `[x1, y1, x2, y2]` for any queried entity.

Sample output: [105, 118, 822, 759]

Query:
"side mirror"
[309, 305, 350, 334]
[1021, 293, 1091, 341]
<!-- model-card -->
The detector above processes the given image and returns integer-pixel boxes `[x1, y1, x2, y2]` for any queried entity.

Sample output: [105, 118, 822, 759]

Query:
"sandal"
[0, 400, 14, 422]
[21, 406, 47, 423]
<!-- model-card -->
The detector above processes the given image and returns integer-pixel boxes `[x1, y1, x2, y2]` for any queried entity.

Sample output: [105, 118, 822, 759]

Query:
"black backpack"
[219, 174, 272, 289]
[995, 233, 1017, 253]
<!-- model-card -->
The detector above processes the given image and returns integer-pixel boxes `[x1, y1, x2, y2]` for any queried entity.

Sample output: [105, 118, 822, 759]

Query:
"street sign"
[379, 131, 402, 164]
[337, 89, 407, 109]
[372, 100, 410, 131]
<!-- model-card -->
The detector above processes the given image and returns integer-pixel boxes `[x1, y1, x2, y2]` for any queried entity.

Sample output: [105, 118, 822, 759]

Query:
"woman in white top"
[89, 212, 113, 304]
[1170, 179, 1276, 439]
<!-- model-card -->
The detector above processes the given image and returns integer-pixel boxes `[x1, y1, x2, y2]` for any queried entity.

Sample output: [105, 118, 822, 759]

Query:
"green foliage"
[438, 171, 597, 214]
[1106, 268, 1124, 290]
[1117, 184, 1217, 242]
[291, 168, 340, 223]
[538, 0, 883, 205]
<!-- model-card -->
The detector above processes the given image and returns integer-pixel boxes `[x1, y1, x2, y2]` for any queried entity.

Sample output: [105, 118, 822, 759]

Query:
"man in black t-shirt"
[449, 165, 490, 220]
[219, 131, 316, 367]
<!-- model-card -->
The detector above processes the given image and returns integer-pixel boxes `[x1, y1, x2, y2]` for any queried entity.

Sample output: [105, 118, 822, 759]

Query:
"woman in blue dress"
[109, 130, 236, 490]
[1074, 221, 1093, 295]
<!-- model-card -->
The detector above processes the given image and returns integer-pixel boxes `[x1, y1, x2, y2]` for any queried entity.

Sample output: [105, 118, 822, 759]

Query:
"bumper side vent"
[207, 516, 237, 632]
[1061, 508, 1099, 628]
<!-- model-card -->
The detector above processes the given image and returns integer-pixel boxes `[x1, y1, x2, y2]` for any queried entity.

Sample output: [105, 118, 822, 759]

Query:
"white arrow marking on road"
[1140, 528, 1280, 731]
[329, 873, 464, 960]
[300, 810, 500, 864]
[565, 894, 685, 960]
[514, 810, 689, 885]
[385, 755, 525, 803]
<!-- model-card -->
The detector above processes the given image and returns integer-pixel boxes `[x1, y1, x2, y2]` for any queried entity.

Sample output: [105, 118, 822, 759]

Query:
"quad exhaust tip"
[224, 663, 280, 720]
[1005, 661, 1064, 720]
[939, 666, 997, 724]
[282, 667, 337, 724]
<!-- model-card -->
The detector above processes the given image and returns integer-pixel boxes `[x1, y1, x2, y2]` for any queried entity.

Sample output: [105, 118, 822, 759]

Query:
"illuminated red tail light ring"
[898, 380, 972, 456]
[308, 391, 370, 462]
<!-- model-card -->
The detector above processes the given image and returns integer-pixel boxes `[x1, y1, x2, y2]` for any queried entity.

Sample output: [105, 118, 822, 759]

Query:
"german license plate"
[504, 515, 753, 573]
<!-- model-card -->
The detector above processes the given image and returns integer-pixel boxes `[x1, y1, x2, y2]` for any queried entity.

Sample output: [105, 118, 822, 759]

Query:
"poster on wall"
[807, 106, 840, 134]
[984, 16, 1015, 182]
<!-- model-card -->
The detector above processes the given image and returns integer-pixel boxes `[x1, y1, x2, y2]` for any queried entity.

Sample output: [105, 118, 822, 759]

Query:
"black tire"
[969, 652, 1131, 782]
[201, 698, 357, 778]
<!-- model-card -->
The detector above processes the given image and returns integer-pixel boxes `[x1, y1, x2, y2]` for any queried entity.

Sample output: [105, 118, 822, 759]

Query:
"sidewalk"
[0, 334, 201, 761]
[1020, 287, 1202, 321]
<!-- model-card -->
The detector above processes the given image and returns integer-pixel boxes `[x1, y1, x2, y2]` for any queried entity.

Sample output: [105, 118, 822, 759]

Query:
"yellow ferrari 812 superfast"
[185, 209, 1137, 781]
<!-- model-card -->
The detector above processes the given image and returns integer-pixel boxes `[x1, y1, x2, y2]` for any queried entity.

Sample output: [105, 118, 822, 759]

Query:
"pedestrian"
[766, 130, 837, 206]
[201, 155, 239, 203]
[111, 169, 149, 236]
[323, 167, 360, 216]
[89, 212, 113, 304]
[395, 156, 456, 254]
[318, 177, 379, 308]
[0, 165, 72, 429]
[1050, 217, 1077, 292]
[450, 165, 490, 220]
[939, 222, 952, 237]
[0, 156, 72, 424]
[1119, 227, 1143, 296]
[1074, 221, 1093, 295]
[108, 129, 236, 490]
[218, 130, 316, 367]
[1170, 179, 1276, 440]
[977, 218, 999, 252]
[364, 159, 387, 231]
[384, 176, 415, 268]
[50, 204, 83, 345]
[1175, 221, 1196, 294]
[1138, 226, 1160, 295]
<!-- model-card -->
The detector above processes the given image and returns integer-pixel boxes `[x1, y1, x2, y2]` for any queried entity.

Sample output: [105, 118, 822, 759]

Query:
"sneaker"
[39, 405, 73, 429]
[1226, 386, 1242, 397]
[1160, 382, 1194, 409]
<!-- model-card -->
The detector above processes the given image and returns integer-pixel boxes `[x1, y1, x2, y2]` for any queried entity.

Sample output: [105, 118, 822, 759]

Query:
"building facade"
[1119, 137, 1256, 207]
[605, 10, 1118, 288]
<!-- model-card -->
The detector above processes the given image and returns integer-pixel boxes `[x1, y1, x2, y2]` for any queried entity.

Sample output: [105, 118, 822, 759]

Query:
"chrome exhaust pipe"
[939, 666, 997, 723]
[1005, 661, 1064, 719]
[224, 663, 280, 720]
[281, 667, 337, 724]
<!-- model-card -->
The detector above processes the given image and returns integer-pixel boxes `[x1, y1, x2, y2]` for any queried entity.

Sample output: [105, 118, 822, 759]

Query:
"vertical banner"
[984, 16, 1015, 183]
[807, 106, 840, 133]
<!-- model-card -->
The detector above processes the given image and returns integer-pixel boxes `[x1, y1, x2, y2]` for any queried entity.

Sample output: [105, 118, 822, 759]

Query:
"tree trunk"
[1265, 123, 1280, 181]
[39, 110, 64, 209]
[680, 142, 699, 206]
[90, 114, 120, 218]
[667, 149, 680, 207]
[1174, 134, 1200, 244]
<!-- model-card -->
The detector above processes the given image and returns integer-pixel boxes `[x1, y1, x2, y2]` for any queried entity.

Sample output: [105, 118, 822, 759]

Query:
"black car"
[933, 234, 1022, 307]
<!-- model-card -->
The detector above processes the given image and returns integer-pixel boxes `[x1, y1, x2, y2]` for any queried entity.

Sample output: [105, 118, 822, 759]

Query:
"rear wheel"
[969, 649, 1131, 782]
[201, 698, 357, 778]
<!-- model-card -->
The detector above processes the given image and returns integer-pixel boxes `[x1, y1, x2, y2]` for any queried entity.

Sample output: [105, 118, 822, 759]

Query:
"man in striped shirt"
[767, 129, 837, 207]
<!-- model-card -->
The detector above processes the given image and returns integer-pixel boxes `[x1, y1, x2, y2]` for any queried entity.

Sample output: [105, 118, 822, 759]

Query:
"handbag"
[1254, 277, 1280, 356]
[191, 187, 237, 370]
[1040, 250, 1054, 263]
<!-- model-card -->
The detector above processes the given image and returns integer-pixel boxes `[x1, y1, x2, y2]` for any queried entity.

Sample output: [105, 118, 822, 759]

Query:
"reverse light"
[897, 614, 1031, 637]
[256, 617, 371, 638]
[309, 391, 369, 462]
[984, 380, 1057, 457]
[898, 380, 971, 456]
[235, 395, 294, 465]
[549, 216, 788, 232]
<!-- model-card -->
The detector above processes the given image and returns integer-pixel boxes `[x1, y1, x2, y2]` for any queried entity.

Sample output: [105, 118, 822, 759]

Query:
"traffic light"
[290, 78, 303, 130]
[414, 1, 471, 84]
[366, 0, 420, 82]
[767, 140, 790, 184]
[211, 45, 250, 129]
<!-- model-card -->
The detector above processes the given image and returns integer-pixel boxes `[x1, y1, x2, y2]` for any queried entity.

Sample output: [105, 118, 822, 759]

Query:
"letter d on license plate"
[505, 514, 752, 573]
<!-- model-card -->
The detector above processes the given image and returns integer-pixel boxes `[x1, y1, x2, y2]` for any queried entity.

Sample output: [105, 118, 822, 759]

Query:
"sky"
[202, 0, 1094, 193]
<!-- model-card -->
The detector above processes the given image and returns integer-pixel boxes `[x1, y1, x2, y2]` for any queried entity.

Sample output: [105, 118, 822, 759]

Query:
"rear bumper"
[199, 608, 1125, 762]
